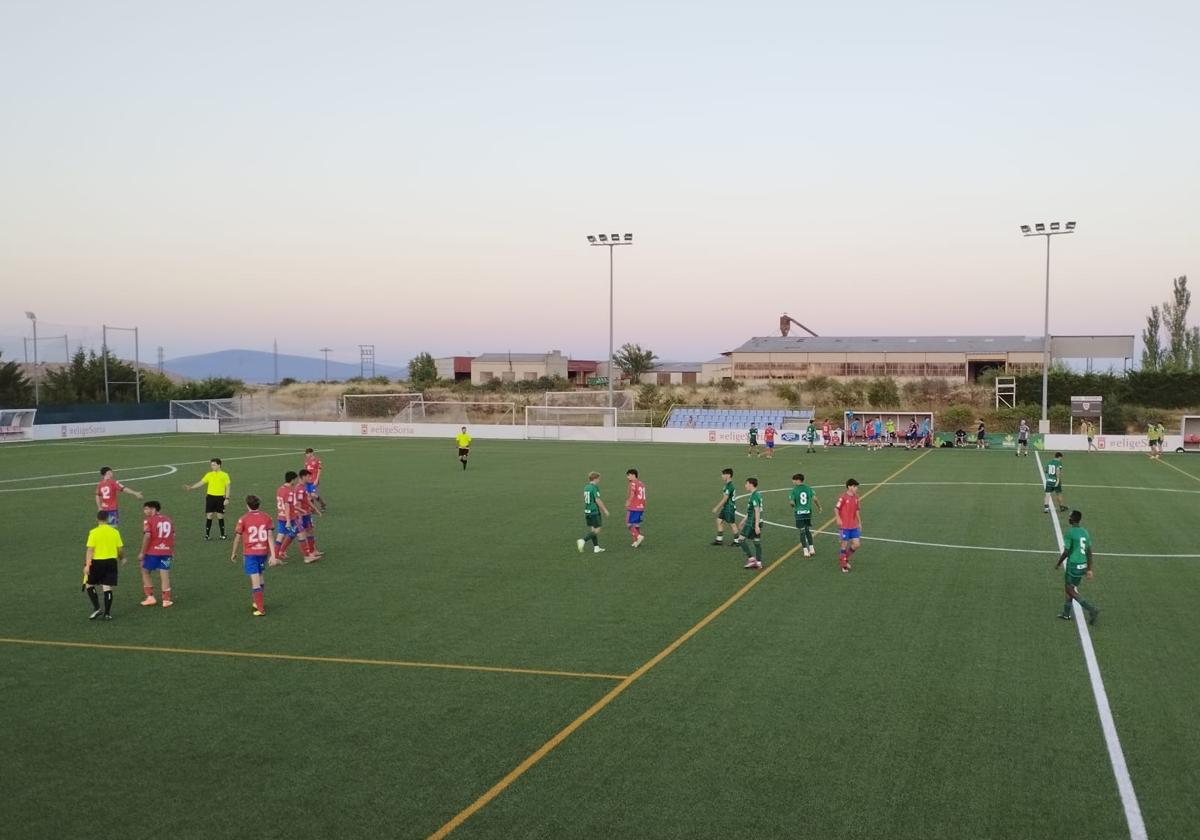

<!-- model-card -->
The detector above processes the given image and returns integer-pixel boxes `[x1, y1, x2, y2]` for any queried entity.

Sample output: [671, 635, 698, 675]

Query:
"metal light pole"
[1020, 222, 1075, 433]
[586, 233, 633, 409]
[24, 311, 38, 405]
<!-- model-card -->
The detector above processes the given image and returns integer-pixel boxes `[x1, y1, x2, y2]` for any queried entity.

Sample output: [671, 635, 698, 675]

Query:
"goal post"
[0, 408, 37, 442]
[525, 405, 619, 440]
[397, 401, 517, 425]
[340, 393, 423, 421]
[169, 399, 242, 420]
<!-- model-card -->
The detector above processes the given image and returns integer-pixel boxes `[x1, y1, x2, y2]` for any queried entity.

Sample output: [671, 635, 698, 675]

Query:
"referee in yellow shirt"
[184, 458, 232, 539]
[84, 511, 125, 620]
[456, 426, 472, 471]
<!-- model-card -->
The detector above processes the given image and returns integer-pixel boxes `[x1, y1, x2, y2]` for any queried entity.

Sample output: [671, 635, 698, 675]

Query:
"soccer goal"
[525, 405, 619, 440]
[340, 393, 423, 421]
[169, 399, 242, 420]
[0, 408, 37, 443]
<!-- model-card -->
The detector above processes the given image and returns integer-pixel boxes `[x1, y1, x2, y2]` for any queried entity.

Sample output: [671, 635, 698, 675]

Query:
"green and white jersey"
[748, 425, 758, 442]
[1044, 458, 1062, 486]
[721, 480, 736, 510]
[1063, 525, 1091, 575]
[583, 482, 601, 515]
[806, 423, 816, 440]
[745, 490, 763, 525]
[789, 484, 815, 516]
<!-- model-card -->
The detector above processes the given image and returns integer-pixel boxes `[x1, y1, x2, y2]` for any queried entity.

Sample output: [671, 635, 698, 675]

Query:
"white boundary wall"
[28, 419, 219, 440]
[1044, 433, 1184, 452]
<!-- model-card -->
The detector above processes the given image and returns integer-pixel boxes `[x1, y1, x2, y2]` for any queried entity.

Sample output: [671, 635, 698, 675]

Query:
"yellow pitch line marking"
[1156, 457, 1200, 483]
[0, 638, 627, 682]
[427, 450, 932, 840]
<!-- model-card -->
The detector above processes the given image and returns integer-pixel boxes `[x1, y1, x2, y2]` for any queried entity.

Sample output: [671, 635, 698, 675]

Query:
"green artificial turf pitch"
[1, 433, 1198, 840]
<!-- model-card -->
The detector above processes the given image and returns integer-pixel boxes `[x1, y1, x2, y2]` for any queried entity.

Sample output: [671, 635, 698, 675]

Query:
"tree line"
[0, 349, 241, 406]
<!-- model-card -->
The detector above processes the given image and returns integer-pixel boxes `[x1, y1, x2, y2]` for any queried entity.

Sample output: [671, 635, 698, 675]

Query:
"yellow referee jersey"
[455, 433, 472, 448]
[201, 470, 231, 496]
[86, 524, 123, 559]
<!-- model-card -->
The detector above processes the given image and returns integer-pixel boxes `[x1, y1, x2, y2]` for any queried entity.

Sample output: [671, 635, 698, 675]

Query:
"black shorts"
[458, 448, 470, 456]
[976, 431, 986, 440]
[205, 495, 227, 514]
[87, 559, 119, 587]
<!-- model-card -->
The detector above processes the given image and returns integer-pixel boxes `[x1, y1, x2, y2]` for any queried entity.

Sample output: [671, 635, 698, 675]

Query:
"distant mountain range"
[163, 349, 408, 383]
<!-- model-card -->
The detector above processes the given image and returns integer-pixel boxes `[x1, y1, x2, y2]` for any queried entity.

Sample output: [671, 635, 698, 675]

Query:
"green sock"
[593, 534, 600, 547]
[803, 528, 813, 547]
[741, 540, 753, 557]
[582, 533, 593, 544]
[754, 541, 762, 561]
[1062, 600, 1073, 616]
[1077, 597, 1095, 613]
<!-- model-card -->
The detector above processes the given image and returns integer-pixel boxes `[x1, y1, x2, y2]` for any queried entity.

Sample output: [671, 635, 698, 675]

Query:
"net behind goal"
[341, 393, 423, 421]
[0, 408, 37, 442]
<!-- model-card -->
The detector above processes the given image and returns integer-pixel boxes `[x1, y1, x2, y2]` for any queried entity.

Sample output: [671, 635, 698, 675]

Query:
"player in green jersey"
[710, 468, 741, 546]
[747, 424, 760, 457]
[788, 473, 822, 557]
[805, 421, 817, 453]
[1043, 452, 1066, 513]
[576, 471, 610, 555]
[1054, 509, 1099, 624]
[740, 477, 764, 569]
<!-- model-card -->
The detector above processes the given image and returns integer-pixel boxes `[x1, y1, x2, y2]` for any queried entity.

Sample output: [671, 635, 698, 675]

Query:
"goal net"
[341, 393, 423, 421]
[525, 405, 619, 440]
[397, 401, 516, 425]
[0, 408, 36, 443]
[543, 390, 636, 411]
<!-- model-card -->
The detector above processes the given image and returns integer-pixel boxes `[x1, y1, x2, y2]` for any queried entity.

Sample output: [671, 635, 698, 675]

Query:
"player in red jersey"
[138, 501, 175, 607]
[295, 469, 323, 563]
[95, 466, 143, 526]
[303, 448, 327, 510]
[625, 468, 646, 548]
[274, 471, 300, 562]
[835, 478, 862, 573]
[231, 495, 278, 617]
[821, 420, 833, 449]
[762, 423, 777, 459]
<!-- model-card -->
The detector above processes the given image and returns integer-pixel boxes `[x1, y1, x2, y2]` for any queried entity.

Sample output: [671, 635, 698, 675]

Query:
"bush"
[279, 377, 297, 387]
[637, 383, 665, 412]
[867, 377, 900, 408]
[902, 378, 952, 405]
[940, 404, 975, 431]
[830, 379, 866, 406]
[718, 378, 740, 393]
[773, 383, 800, 404]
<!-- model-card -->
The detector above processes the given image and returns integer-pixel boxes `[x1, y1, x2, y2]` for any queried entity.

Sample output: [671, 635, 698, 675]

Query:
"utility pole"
[319, 347, 332, 381]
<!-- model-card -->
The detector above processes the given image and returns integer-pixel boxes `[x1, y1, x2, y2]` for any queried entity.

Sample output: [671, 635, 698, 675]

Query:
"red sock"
[143, 586, 154, 597]
[279, 536, 293, 554]
[630, 527, 640, 539]
[300, 538, 312, 556]
[163, 589, 171, 601]
[253, 589, 264, 611]
[309, 536, 317, 551]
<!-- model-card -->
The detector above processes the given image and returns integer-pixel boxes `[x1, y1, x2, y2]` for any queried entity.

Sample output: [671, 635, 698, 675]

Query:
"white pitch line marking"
[1035, 450, 1147, 840]
[0, 449, 333, 494]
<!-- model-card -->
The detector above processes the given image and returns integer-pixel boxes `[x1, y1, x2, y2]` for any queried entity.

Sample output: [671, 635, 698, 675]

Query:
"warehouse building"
[727, 335, 1134, 384]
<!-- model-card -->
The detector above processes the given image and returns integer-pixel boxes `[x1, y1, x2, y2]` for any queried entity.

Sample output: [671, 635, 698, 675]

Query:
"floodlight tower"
[585, 233, 634, 409]
[1020, 221, 1076, 432]
[25, 311, 38, 405]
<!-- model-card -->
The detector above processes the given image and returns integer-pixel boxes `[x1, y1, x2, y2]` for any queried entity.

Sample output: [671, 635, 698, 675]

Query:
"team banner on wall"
[933, 432, 1045, 449]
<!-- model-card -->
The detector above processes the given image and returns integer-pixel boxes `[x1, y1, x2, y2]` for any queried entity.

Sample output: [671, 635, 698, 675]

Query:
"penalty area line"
[0, 638, 627, 682]
[1034, 451, 1147, 840]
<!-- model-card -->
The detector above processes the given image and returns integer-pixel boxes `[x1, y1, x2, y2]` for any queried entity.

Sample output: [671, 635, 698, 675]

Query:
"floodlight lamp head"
[1035, 223, 1046, 232]
[1050, 222, 1060, 231]
[1065, 221, 1076, 230]
[25, 311, 36, 320]
[1020, 225, 1031, 234]
[610, 233, 620, 241]
[587, 235, 596, 243]
[624, 233, 633, 241]
[598, 234, 608, 242]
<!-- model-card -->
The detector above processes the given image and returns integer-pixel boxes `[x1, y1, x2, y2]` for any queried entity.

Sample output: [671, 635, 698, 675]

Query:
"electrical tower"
[359, 345, 375, 379]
